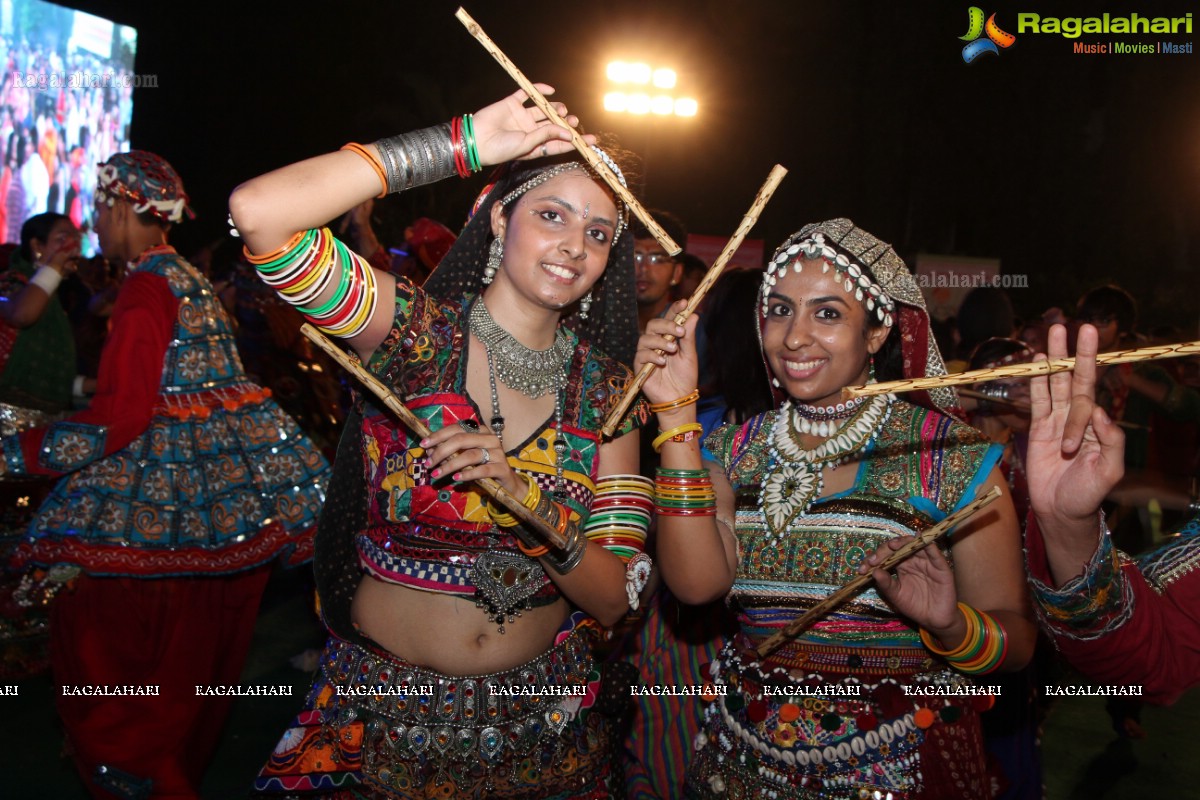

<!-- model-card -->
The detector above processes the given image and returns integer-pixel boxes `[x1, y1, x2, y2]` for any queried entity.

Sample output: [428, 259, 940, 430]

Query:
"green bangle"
[654, 497, 716, 509]
[255, 228, 317, 274]
[299, 240, 352, 316]
[463, 114, 481, 172]
[656, 468, 709, 479]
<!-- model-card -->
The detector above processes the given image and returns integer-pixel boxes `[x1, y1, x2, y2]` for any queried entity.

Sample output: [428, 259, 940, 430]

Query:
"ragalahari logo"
[960, 7, 1016, 62]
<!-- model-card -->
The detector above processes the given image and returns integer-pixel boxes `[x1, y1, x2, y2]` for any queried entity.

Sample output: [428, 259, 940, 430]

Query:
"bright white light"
[674, 97, 699, 117]
[603, 92, 628, 112]
[627, 63, 651, 84]
[651, 95, 674, 115]
[606, 61, 628, 83]
[626, 93, 651, 114]
[652, 68, 677, 89]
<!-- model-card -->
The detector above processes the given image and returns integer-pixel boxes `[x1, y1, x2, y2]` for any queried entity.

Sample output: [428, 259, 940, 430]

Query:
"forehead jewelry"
[582, 202, 590, 220]
[762, 233, 896, 326]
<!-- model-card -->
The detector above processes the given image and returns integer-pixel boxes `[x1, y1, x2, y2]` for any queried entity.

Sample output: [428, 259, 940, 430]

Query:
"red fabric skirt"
[51, 566, 271, 798]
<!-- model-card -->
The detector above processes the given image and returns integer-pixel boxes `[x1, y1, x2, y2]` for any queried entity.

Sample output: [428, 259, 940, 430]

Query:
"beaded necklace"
[760, 392, 895, 542]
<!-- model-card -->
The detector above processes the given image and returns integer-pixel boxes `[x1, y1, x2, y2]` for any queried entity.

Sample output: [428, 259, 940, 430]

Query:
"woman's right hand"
[421, 422, 526, 501]
[634, 300, 700, 407]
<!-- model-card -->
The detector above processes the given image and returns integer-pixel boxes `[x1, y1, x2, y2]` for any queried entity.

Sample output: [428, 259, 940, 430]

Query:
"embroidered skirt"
[254, 617, 619, 799]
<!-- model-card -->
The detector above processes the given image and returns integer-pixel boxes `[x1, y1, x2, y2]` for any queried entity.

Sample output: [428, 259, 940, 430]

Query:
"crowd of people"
[0, 82, 1197, 800]
[1, 29, 135, 245]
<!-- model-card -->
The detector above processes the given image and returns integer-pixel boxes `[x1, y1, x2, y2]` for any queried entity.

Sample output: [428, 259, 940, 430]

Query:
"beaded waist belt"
[758, 637, 937, 678]
[321, 628, 594, 769]
[699, 640, 994, 796]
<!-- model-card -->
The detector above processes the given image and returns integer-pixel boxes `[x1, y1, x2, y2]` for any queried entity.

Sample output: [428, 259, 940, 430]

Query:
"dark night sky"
[69, 0, 1200, 326]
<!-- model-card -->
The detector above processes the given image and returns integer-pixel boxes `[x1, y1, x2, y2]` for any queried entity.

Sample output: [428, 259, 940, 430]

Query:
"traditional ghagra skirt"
[254, 613, 620, 799]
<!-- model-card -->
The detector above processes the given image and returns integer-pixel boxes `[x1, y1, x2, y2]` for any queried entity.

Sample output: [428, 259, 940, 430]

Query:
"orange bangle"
[517, 541, 549, 558]
[648, 389, 700, 414]
[340, 143, 388, 199]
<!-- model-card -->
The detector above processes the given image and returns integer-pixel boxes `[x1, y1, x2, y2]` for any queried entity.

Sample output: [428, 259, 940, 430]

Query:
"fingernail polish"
[431, 468, 441, 478]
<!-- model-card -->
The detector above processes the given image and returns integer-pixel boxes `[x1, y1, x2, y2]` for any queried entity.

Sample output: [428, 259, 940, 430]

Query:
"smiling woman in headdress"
[635, 219, 1036, 799]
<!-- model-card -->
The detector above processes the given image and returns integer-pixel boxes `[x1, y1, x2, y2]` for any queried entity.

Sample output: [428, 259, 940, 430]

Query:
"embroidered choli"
[706, 400, 1000, 653]
[354, 277, 643, 602]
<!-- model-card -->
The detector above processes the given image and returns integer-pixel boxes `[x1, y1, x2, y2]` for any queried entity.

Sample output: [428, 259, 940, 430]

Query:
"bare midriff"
[351, 573, 569, 675]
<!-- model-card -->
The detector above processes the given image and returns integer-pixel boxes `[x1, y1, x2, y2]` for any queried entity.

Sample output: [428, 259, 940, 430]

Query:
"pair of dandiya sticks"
[303, 7, 1199, 660]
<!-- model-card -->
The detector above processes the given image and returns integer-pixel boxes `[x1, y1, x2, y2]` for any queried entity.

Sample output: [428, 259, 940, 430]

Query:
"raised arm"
[227, 86, 589, 360]
[1026, 324, 1126, 586]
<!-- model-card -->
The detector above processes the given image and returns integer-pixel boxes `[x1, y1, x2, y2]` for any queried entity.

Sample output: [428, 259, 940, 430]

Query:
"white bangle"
[72, 375, 88, 398]
[29, 265, 63, 296]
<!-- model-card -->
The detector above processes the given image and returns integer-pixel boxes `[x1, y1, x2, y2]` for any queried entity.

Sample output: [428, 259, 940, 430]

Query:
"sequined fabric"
[255, 616, 618, 799]
[12, 250, 329, 576]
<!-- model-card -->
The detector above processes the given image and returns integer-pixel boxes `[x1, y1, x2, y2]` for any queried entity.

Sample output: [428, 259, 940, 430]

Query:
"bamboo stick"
[455, 7, 680, 255]
[754, 486, 1001, 660]
[600, 165, 788, 437]
[843, 340, 1200, 399]
[300, 324, 566, 548]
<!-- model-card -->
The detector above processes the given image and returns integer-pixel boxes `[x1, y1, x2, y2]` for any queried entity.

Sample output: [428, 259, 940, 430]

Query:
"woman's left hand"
[421, 422, 526, 499]
[860, 536, 962, 640]
[471, 85, 595, 166]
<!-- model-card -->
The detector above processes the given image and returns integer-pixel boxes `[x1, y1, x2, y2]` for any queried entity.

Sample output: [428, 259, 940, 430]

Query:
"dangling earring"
[578, 291, 593, 320]
[868, 357, 877, 383]
[483, 237, 503, 285]
[771, 377, 781, 388]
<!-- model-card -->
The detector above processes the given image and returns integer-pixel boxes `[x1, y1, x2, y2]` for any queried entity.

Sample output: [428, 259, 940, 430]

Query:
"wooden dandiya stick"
[754, 486, 1001, 660]
[455, 7, 680, 256]
[300, 323, 567, 549]
[599, 165, 788, 437]
[843, 340, 1200, 399]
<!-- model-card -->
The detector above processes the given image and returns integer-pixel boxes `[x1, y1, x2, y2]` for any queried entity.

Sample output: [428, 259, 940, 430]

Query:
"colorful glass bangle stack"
[581, 474, 653, 563]
[919, 602, 1009, 675]
[450, 115, 482, 178]
[489, 473, 585, 573]
[651, 422, 704, 453]
[655, 467, 716, 517]
[245, 227, 379, 339]
[648, 389, 700, 414]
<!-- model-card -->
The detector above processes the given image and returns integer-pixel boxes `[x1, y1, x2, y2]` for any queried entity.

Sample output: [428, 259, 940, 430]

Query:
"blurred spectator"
[632, 209, 687, 332]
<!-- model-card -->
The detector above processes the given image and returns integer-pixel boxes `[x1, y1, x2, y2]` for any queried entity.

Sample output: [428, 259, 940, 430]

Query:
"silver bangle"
[374, 123, 454, 193]
[546, 526, 587, 575]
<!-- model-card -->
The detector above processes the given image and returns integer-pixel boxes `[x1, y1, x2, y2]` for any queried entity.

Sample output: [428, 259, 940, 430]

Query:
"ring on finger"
[540, 144, 548, 158]
[458, 419, 480, 433]
[479, 447, 491, 465]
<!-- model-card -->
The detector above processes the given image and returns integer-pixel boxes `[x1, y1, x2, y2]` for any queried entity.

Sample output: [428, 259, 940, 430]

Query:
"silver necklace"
[469, 298, 571, 399]
[482, 331, 570, 503]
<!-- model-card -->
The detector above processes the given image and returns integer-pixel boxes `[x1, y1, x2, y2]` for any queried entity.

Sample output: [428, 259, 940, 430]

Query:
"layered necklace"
[760, 391, 895, 541]
[468, 298, 572, 399]
[468, 298, 572, 501]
